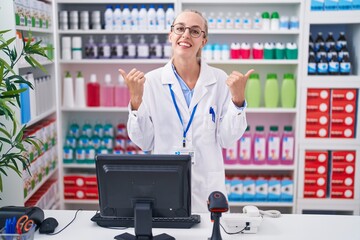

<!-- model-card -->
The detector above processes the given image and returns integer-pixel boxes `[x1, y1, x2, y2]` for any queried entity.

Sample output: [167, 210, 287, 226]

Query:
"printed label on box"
[304, 185, 327, 198]
[332, 89, 357, 102]
[330, 187, 354, 199]
[305, 151, 328, 163]
[332, 151, 356, 163]
[304, 174, 328, 187]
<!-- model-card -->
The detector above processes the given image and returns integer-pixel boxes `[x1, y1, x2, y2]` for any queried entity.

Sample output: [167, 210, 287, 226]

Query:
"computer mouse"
[39, 217, 59, 234]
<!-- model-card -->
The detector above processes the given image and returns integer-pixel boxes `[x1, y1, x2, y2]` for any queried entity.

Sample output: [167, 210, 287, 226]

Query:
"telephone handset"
[242, 205, 260, 217]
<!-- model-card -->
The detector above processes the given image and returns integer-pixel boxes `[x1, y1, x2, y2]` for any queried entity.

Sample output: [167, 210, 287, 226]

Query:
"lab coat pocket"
[202, 115, 216, 144]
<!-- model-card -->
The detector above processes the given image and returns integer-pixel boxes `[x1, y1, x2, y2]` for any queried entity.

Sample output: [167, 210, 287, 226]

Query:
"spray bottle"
[124, 35, 136, 58]
[137, 35, 149, 58]
[150, 35, 163, 58]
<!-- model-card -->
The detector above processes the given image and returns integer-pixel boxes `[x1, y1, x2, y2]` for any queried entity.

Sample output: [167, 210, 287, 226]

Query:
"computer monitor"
[95, 154, 192, 240]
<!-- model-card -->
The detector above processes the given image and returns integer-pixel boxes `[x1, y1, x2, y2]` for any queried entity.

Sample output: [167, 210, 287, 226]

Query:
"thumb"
[118, 68, 127, 79]
[244, 69, 255, 78]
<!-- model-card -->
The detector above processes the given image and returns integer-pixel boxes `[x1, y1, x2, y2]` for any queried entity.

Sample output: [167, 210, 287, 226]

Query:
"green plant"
[0, 29, 51, 192]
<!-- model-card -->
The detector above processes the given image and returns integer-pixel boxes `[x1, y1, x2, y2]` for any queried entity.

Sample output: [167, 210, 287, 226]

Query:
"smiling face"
[169, 11, 208, 60]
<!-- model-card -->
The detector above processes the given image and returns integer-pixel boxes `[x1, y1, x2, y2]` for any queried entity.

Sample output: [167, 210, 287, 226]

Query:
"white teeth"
[179, 42, 191, 47]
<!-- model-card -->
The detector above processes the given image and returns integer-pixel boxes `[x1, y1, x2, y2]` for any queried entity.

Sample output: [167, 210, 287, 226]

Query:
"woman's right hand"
[118, 68, 146, 110]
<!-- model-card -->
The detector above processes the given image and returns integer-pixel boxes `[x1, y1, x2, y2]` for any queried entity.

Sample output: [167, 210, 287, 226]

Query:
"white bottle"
[113, 5, 122, 30]
[139, 5, 148, 30]
[104, 5, 113, 30]
[75, 71, 86, 107]
[216, 12, 225, 29]
[137, 35, 149, 58]
[63, 71, 74, 108]
[208, 12, 216, 29]
[122, 5, 131, 30]
[213, 44, 221, 60]
[243, 12, 252, 29]
[163, 36, 172, 58]
[124, 35, 136, 58]
[131, 5, 139, 30]
[165, 4, 175, 30]
[111, 35, 123, 59]
[156, 5, 165, 30]
[253, 12, 262, 30]
[234, 12, 242, 29]
[27, 72, 37, 118]
[99, 35, 111, 59]
[150, 35, 163, 58]
[221, 44, 230, 60]
[147, 5, 156, 30]
[225, 12, 234, 29]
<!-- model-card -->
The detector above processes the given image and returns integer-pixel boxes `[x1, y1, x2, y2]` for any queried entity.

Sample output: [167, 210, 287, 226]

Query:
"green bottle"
[245, 73, 261, 108]
[281, 73, 296, 108]
[264, 73, 279, 108]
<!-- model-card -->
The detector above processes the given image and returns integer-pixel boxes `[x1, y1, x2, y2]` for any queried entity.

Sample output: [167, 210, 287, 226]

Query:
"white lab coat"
[127, 59, 247, 213]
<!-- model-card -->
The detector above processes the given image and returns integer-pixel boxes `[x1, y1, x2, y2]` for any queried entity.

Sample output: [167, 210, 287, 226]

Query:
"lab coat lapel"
[189, 62, 216, 110]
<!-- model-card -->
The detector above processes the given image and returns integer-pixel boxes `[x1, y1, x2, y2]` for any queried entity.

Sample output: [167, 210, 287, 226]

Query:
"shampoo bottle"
[86, 74, 100, 107]
[99, 35, 111, 59]
[102, 74, 115, 107]
[137, 35, 149, 58]
[124, 35, 136, 58]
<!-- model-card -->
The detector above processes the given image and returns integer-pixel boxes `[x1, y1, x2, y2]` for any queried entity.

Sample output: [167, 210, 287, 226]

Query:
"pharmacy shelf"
[58, 30, 169, 35]
[246, 108, 297, 113]
[209, 29, 300, 35]
[16, 26, 53, 34]
[229, 202, 293, 207]
[181, 0, 301, 4]
[307, 10, 360, 24]
[225, 165, 295, 171]
[64, 199, 98, 204]
[207, 59, 299, 65]
[303, 76, 360, 88]
[56, 0, 174, 3]
[62, 107, 128, 112]
[300, 139, 360, 149]
[59, 59, 168, 64]
[26, 108, 57, 128]
[18, 60, 54, 69]
[63, 164, 95, 169]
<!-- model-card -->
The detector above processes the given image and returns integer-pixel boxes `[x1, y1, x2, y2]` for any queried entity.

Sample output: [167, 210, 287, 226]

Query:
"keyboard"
[91, 213, 201, 229]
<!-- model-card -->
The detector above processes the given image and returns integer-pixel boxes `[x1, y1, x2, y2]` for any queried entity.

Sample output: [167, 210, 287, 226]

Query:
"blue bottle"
[20, 82, 31, 124]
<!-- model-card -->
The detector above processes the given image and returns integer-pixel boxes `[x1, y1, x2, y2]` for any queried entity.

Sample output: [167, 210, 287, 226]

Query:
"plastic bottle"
[63, 71, 75, 108]
[165, 4, 175, 30]
[147, 5, 156, 30]
[122, 5, 131, 30]
[245, 73, 261, 108]
[85, 145, 96, 164]
[137, 35, 149, 58]
[223, 142, 239, 165]
[240, 42, 250, 59]
[115, 74, 128, 107]
[340, 53, 351, 75]
[329, 54, 340, 75]
[279, 16, 289, 30]
[69, 10, 79, 30]
[94, 121, 104, 137]
[316, 43, 326, 62]
[275, 42, 285, 59]
[253, 126, 266, 165]
[203, 44, 213, 61]
[216, 12, 225, 29]
[82, 121, 92, 138]
[104, 5, 113, 30]
[270, 12, 280, 30]
[242, 12, 251, 29]
[156, 5, 165, 30]
[150, 35, 163, 59]
[253, 12, 262, 30]
[163, 36, 172, 58]
[264, 42, 275, 59]
[281, 126, 294, 165]
[325, 32, 335, 51]
[130, 5, 139, 30]
[139, 5, 148, 30]
[102, 74, 115, 107]
[327, 43, 337, 62]
[123, 35, 136, 58]
[98, 35, 111, 59]
[85, 35, 98, 59]
[91, 11, 101, 30]
[111, 35, 123, 59]
[20, 82, 31, 124]
[208, 12, 216, 29]
[113, 5, 122, 30]
[317, 53, 329, 75]
[285, 42, 298, 60]
[225, 12, 234, 29]
[264, 73, 279, 108]
[289, 16, 299, 30]
[26, 73, 37, 118]
[309, 32, 314, 50]
[104, 122, 114, 137]
[338, 43, 349, 61]
[69, 121, 80, 138]
[87, 74, 100, 107]
[315, 32, 324, 52]
[281, 73, 296, 108]
[308, 51, 317, 75]
[261, 12, 270, 30]
[221, 44, 230, 60]
[74, 71, 86, 107]
[239, 126, 252, 164]
[336, 32, 347, 51]
[252, 42, 264, 59]
[267, 126, 281, 165]
[213, 44, 221, 61]
[230, 42, 240, 59]
[234, 12, 242, 29]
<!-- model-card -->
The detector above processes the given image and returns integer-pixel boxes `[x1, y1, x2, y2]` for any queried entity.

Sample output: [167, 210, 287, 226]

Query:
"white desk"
[35, 210, 360, 240]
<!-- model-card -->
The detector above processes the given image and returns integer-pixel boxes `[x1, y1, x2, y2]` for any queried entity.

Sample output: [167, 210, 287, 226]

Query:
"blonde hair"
[171, 9, 208, 58]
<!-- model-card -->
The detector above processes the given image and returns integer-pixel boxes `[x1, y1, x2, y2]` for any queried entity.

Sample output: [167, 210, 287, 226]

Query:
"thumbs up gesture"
[226, 69, 255, 107]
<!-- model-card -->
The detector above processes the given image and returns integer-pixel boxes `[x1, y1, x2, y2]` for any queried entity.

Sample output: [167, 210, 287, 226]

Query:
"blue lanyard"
[169, 84, 198, 148]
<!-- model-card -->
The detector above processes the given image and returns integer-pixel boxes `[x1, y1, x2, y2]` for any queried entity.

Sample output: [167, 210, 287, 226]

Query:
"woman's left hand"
[226, 69, 255, 107]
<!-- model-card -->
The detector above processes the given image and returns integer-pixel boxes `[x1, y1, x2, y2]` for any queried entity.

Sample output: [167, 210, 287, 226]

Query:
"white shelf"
[59, 59, 168, 64]
[62, 107, 128, 112]
[26, 108, 56, 128]
[209, 29, 300, 35]
[207, 59, 299, 65]
[225, 165, 295, 171]
[63, 164, 95, 169]
[18, 60, 54, 69]
[57, 0, 172, 3]
[297, 199, 360, 208]
[307, 10, 360, 24]
[246, 108, 297, 113]
[300, 139, 360, 149]
[181, 0, 302, 4]
[16, 26, 53, 34]
[303, 76, 360, 88]
[229, 201, 294, 207]
[58, 29, 169, 35]
[64, 199, 98, 204]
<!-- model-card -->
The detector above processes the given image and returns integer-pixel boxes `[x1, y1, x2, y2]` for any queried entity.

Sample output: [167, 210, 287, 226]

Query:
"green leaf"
[27, 56, 47, 73]
[0, 37, 15, 51]
[0, 29, 11, 35]
[0, 137, 12, 145]
[0, 59, 15, 76]
[0, 127, 11, 139]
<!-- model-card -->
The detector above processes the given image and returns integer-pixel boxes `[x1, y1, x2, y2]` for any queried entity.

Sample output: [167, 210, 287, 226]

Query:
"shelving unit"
[296, 1, 360, 214]
[0, 1, 59, 209]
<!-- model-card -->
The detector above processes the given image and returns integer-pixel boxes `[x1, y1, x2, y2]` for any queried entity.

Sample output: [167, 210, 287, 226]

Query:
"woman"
[119, 9, 254, 213]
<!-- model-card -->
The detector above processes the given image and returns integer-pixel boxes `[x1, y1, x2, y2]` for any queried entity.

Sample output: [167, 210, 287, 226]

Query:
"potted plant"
[0, 29, 51, 193]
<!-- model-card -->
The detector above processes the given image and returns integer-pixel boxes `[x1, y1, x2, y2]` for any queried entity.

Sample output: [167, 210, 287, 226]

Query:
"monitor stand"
[114, 202, 175, 240]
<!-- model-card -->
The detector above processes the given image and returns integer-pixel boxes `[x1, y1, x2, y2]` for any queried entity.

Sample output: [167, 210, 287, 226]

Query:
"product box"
[338, 0, 353, 10]
[306, 112, 329, 125]
[305, 162, 328, 175]
[305, 151, 329, 164]
[85, 188, 99, 199]
[85, 175, 98, 188]
[331, 175, 354, 187]
[225, 176, 232, 198]
[332, 162, 355, 176]
[330, 125, 354, 138]
[64, 175, 86, 187]
[311, 0, 325, 10]
[332, 89, 357, 102]
[307, 89, 330, 100]
[330, 186, 354, 199]
[229, 178, 243, 201]
[268, 178, 281, 201]
[354, 0, 360, 9]
[280, 178, 293, 201]
[331, 101, 356, 114]
[242, 178, 256, 201]
[255, 178, 268, 201]
[304, 174, 328, 187]
[306, 99, 329, 113]
[305, 124, 329, 138]
[64, 186, 86, 200]
[324, 0, 339, 10]
[304, 185, 327, 198]
[331, 113, 355, 127]
[332, 151, 356, 164]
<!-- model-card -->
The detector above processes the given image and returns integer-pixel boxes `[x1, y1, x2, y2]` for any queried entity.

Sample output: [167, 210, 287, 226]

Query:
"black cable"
[219, 222, 247, 235]
[47, 209, 83, 235]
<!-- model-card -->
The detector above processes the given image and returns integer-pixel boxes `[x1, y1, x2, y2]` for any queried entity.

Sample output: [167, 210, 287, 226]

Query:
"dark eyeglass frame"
[171, 23, 206, 38]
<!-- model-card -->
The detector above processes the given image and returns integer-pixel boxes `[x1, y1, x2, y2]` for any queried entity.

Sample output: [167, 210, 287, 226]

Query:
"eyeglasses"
[171, 23, 206, 38]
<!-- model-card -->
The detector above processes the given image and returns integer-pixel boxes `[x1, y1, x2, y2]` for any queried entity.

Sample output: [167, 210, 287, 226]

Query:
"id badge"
[173, 146, 196, 165]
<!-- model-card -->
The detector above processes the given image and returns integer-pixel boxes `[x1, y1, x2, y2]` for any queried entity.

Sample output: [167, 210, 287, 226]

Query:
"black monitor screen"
[95, 154, 192, 219]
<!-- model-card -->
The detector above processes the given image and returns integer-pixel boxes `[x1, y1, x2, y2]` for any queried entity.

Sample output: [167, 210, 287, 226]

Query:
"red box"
[63, 175, 86, 187]
[85, 188, 99, 199]
[332, 89, 357, 102]
[305, 124, 329, 138]
[85, 175, 98, 188]
[330, 125, 355, 138]
[64, 186, 86, 200]
[306, 112, 329, 125]
[307, 89, 330, 100]
[331, 175, 354, 187]
[330, 186, 354, 199]
[332, 151, 356, 164]
[304, 162, 328, 175]
[331, 113, 356, 127]
[304, 174, 327, 187]
[305, 151, 328, 164]
[331, 101, 356, 114]
[306, 101, 329, 113]
[332, 162, 355, 176]
[303, 185, 327, 198]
